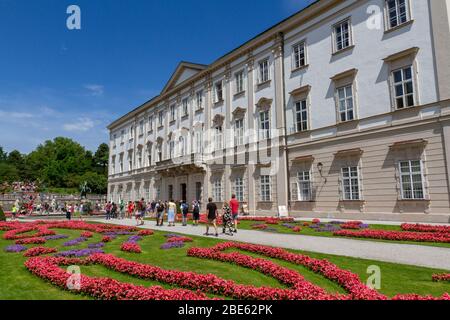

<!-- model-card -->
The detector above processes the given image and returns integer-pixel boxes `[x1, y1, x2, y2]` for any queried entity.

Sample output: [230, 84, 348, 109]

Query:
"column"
[272, 33, 290, 214]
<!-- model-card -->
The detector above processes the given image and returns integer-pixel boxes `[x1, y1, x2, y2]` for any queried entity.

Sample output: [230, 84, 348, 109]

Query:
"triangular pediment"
[161, 62, 207, 94]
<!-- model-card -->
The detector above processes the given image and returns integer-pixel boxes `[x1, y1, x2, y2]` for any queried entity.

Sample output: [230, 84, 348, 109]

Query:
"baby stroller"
[222, 206, 234, 236]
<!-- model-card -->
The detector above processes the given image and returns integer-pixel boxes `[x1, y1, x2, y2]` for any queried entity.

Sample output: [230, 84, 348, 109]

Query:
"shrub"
[0, 206, 5, 222]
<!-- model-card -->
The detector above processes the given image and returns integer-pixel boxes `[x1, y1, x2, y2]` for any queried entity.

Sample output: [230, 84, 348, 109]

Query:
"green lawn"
[0, 226, 449, 300]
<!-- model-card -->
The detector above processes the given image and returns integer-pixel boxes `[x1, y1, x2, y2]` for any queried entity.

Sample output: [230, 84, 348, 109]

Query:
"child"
[222, 201, 234, 236]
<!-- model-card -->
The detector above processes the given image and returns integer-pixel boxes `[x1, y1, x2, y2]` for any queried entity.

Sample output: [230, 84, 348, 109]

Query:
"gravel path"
[83, 217, 450, 271]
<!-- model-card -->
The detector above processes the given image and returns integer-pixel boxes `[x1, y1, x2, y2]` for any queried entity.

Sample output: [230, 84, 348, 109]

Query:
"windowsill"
[158, 125, 164, 130]
[234, 91, 246, 98]
[195, 107, 204, 113]
[337, 118, 358, 125]
[398, 198, 430, 202]
[339, 199, 366, 203]
[291, 64, 309, 73]
[258, 201, 273, 203]
[393, 104, 418, 112]
[291, 200, 316, 203]
[332, 45, 355, 56]
[384, 20, 414, 35]
[214, 100, 224, 106]
[169, 119, 176, 125]
[181, 114, 189, 120]
[138, 134, 144, 138]
[257, 80, 271, 87]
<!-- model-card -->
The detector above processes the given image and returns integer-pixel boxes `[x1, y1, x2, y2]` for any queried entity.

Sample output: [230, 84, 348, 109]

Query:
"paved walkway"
[86, 218, 450, 271]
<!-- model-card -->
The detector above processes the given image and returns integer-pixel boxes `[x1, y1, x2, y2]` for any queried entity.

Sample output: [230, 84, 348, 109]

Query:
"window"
[337, 85, 355, 122]
[393, 66, 414, 109]
[196, 90, 203, 110]
[258, 59, 270, 84]
[137, 148, 143, 169]
[121, 130, 125, 143]
[139, 120, 144, 136]
[156, 186, 161, 200]
[292, 41, 306, 70]
[214, 81, 223, 103]
[179, 136, 186, 156]
[386, 0, 410, 29]
[182, 98, 189, 117]
[235, 70, 244, 93]
[170, 105, 176, 122]
[156, 144, 162, 162]
[212, 179, 223, 202]
[111, 156, 116, 175]
[295, 100, 308, 132]
[234, 119, 244, 146]
[169, 140, 175, 159]
[119, 153, 124, 173]
[260, 176, 271, 201]
[214, 126, 223, 151]
[158, 111, 164, 127]
[112, 134, 117, 148]
[195, 182, 202, 201]
[128, 151, 133, 171]
[341, 166, 361, 200]
[129, 126, 134, 139]
[259, 110, 270, 140]
[148, 116, 153, 132]
[399, 160, 425, 199]
[234, 177, 244, 202]
[334, 19, 351, 52]
[168, 185, 173, 201]
[146, 144, 152, 166]
[195, 131, 203, 154]
[298, 171, 312, 201]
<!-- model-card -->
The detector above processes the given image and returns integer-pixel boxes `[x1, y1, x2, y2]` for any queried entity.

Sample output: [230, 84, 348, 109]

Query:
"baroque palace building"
[108, 0, 450, 223]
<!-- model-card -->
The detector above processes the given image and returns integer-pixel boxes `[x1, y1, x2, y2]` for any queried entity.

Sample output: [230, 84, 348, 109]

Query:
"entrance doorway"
[181, 183, 187, 202]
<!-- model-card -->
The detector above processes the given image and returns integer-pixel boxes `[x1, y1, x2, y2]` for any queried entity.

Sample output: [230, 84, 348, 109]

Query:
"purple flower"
[63, 237, 88, 247]
[282, 223, 296, 229]
[127, 236, 142, 243]
[88, 242, 105, 249]
[55, 248, 104, 257]
[164, 234, 182, 238]
[4, 244, 28, 253]
[104, 231, 133, 236]
[44, 235, 69, 241]
[160, 242, 185, 250]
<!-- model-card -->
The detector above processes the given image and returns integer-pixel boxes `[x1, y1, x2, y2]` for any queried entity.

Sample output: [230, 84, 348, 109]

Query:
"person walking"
[127, 201, 134, 219]
[155, 201, 164, 226]
[229, 194, 239, 233]
[192, 200, 200, 226]
[111, 202, 118, 219]
[204, 198, 219, 237]
[136, 198, 145, 226]
[221, 201, 234, 236]
[105, 201, 112, 220]
[180, 200, 189, 226]
[167, 199, 176, 227]
[119, 199, 125, 219]
[65, 204, 72, 221]
[11, 204, 18, 221]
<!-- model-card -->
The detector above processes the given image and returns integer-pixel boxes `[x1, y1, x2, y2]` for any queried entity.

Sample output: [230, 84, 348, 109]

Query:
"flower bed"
[160, 242, 185, 250]
[55, 248, 105, 258]
[341, 221, 369, 230]
[15, 237, 46, 245]
[251, 224, 268, 230]
[239, 216, 295, 223]
[24, 256, 208, 300]
[63, 237, 88, 247]
[4, 244, 27, 253]
[167, 236, 193, 243]
[121, 242, 142, 253]
[401, 224, 450, 234]
[23, 247, 58, 257]
[102, 236, 113, 243]
[80, 232, 93, 238]
[44, 235, 69, 241]
[333, 229, 450, 243]
[138, 230, 154, 236]
[432, 274, 450, 282]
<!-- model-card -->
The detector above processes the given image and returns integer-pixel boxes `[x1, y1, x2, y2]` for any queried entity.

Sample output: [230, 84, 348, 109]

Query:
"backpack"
[157, 204, 164, 213]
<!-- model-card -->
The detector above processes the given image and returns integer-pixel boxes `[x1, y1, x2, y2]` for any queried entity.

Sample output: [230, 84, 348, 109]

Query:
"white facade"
[108, 0, 450, 222]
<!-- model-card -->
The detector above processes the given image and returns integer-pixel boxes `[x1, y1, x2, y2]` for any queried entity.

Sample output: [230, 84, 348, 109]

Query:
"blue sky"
[0, 0, 313, 153]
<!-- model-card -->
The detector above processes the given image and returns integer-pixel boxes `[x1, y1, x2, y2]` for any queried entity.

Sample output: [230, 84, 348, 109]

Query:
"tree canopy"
[0, 137, 108, 194]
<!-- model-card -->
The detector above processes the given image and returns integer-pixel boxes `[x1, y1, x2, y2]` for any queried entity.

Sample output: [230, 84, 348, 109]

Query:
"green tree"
[0, 147, 7, 162]
[94, 143, 109, 174]
[0, 163, 19, 182]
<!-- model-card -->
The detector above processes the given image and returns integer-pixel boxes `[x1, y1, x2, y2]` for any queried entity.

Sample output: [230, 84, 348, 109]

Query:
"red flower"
[167, 237, 193, 243]
[334, 229, 450, 243]
[432, 274, 450, 282]
[23, 247, 58, 257]
[81, 232, 93, 238]
[15, 237, 46, 245]
[102, 236, 112, 243]
[138, 230, 154, 236]
[121, 242, 142, 254]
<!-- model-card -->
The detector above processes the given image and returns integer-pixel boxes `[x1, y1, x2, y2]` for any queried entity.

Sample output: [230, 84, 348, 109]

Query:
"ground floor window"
[298, 171, 312, 201]
[399, 160, 425, 199]
[195, 182, 202, 201]
[212, 179, 223, 202]
[260, 175, 271, 201]
[234, 177, 244, 202]
[341, 166, 361, 200]
[168, 185, 173, 200]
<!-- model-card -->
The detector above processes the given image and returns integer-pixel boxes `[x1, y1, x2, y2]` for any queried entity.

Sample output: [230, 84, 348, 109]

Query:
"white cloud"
[63, 117, 95, 132]
[84, 84, 104, 96]
[0, 110, 34, 119]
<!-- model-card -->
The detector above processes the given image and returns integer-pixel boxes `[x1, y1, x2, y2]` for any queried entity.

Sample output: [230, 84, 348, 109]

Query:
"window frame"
[258, 58, 270, 84]
[297, 171, 313, 201]
[336, 84, 356, 123]
[392, 65, 415, 110]
[234, 118, 244, 146]
[398, 160, 426, 200]
[260, 175, 272, 202]
[259, 110, 271, 140]
[214, 81, 223, 103]
[234, 177, 244, 202]
[292, 40, 307, 71]
[341, 166, 362, 201]
[384, 0, 412, 31]
[332, 17, 353, 54]
[234, 70, 245, 94]
[295, 99, 309, 132]
[196, 90, 204, 110]
[212, 179, 223, 202]
[182, 98, 189, 117]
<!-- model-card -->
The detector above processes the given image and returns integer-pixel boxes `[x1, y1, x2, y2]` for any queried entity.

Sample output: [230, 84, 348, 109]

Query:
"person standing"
[167, 199, 176, 227]
[192, 200, 200, 226]
[155, 201, 164, 226]
[11, 204, 18, 221]
[229, 194, 239, 233]
[180, 200, 189, 226]
[65, 203, 72, 221]
[205, 198, 218, 237]
[136, 198, 145, 226]
[119, 199, 125, 219]
[221, 201, 234, 236]
[105, 201, 112, 220]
